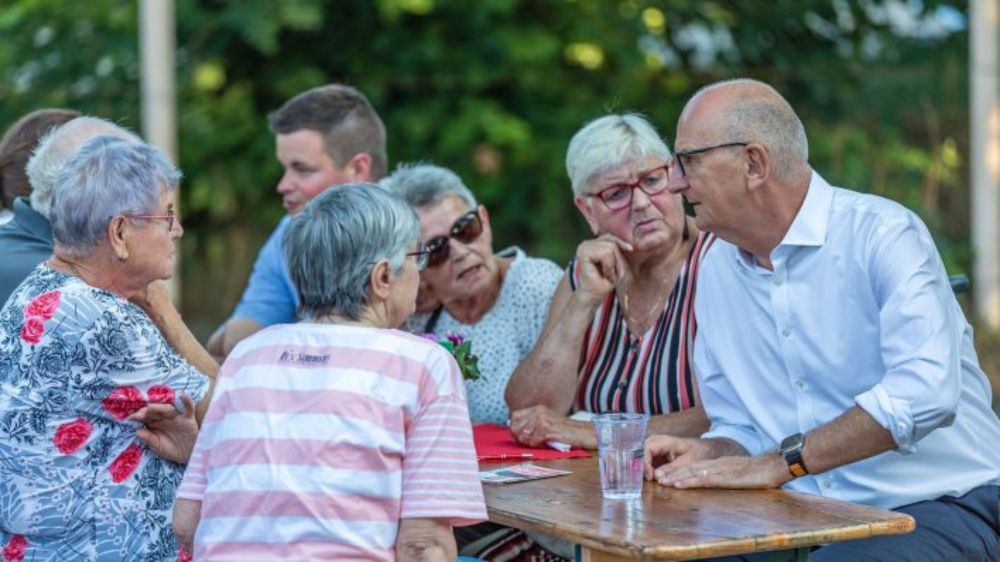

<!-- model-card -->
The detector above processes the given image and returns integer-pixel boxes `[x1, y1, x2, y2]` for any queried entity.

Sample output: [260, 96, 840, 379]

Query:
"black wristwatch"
[780, 432, 809, 478]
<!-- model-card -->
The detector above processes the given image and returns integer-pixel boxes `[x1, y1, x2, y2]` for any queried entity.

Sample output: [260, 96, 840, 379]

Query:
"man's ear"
[573, 195, 600, 235]
[107, 215, 130, 261]
[346, 153, 374, 183]
[368, 258, 392, 302]
[746, 143, 770, 191]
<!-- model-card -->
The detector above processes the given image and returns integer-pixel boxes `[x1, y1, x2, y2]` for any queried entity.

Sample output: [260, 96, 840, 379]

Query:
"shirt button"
[821, 479, 832, 489]
[795, 380, 806, 391]
[773, 274, 784, 286]
[782, 328, 791, 338]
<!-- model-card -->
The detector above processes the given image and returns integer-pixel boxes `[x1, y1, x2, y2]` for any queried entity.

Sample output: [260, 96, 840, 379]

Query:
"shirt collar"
[778, 171, 833, 248]
[734, 171, 833, 271]
[12, 196, 53, 243]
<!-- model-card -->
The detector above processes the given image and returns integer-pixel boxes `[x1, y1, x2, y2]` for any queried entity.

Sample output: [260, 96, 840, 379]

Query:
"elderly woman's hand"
[574, 234, 633, 304]
[510, 405, 596, 449]
[129, 394, 198, 463]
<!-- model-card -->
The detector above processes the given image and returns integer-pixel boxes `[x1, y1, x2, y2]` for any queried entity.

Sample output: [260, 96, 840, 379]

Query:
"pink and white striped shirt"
[177, 323, 486, 561]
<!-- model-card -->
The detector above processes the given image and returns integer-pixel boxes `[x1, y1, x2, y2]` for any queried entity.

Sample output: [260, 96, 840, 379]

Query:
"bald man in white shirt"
[645, 78, 1000, 561]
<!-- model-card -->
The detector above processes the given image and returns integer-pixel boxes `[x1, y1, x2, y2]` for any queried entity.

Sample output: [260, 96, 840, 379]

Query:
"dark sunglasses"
[424, 210, 483, 267]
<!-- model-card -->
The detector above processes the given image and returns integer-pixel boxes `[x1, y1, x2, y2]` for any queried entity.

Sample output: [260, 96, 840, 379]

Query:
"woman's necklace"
[620, 283, 669, 344]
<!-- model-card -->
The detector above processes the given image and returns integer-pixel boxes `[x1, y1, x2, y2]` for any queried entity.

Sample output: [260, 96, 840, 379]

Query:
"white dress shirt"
[695, 171, 1000, 509]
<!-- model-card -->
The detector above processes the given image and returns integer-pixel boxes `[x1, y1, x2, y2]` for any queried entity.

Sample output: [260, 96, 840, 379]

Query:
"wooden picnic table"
[482, 457, 915, 561]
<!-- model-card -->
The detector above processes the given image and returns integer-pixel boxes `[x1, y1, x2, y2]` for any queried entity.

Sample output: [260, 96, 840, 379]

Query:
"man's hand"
[644, 435, 719, 480]
[129, 394, 199, 463]
[650, 453, 791, 490]
[509, 405, 594, 448]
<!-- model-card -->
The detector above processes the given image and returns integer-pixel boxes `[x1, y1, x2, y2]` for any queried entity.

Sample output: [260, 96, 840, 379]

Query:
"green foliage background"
[0, 0, 971, 339]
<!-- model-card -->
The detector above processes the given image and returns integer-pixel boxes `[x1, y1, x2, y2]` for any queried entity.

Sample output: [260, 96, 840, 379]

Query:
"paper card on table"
[473, 423, 591, 461]
[480, 463, 572, 485]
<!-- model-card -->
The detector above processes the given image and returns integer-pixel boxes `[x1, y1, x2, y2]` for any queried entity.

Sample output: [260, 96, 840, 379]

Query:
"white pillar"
[971, 0, 1000, 326]
[139, 0, 179, 303]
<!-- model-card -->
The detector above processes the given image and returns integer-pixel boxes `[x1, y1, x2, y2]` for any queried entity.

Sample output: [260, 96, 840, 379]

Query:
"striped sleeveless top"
[568, 231, 716, 415]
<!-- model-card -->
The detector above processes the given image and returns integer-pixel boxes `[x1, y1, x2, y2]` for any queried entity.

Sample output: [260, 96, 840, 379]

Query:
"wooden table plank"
[483, 458, 915, 561]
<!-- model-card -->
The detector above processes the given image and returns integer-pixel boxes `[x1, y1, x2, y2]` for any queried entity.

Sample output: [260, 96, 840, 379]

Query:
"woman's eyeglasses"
[127, 209, 176, 230]
[583, 165, 670, 211]
[406, 245, 430, 271]
[424, 210, 484, 267]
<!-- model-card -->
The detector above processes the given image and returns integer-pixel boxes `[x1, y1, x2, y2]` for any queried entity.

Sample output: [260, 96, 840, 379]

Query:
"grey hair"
[378, 162, 477, 211]
[565, 113, 671, 196]
[695, 79, 809, 181]
[283, 183, 419, 320]
[50, 136, 181, 256]
[26, 116, 140, 219]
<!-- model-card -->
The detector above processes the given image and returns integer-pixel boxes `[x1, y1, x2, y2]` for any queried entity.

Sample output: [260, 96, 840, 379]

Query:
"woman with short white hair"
[507, 114, 715, 448]
[0, 136, 216, 561]
[173, 184, 486, 561]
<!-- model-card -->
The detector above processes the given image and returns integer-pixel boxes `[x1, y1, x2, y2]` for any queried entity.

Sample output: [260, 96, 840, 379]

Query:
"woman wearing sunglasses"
[506, 113, 715, 452]
[381, 163, 562, 425]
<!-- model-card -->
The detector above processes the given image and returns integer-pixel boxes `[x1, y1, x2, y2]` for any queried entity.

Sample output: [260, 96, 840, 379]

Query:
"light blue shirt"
[231, 216, 300, 326]
[695, 171, 1000, 509]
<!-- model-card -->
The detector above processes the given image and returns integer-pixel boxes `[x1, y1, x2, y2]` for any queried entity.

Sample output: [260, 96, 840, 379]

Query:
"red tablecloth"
[472, 423, 591, 461]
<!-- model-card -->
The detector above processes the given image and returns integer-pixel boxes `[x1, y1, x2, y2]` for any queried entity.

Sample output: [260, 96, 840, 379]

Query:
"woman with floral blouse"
[0, 135, 216, 561]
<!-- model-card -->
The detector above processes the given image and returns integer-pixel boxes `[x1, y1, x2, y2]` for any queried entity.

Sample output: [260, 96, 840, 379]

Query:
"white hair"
[379, 162, 478, 211]
[50, 136, 181, 256]
[565, 113, 671, 196]
[283, 184, 419, 320]
[26, 116, 140, 219]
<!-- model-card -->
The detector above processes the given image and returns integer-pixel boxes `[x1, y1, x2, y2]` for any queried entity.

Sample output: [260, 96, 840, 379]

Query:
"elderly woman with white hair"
[0, 136, 216, 561]
[506, 114, 715, 452]
[381, 163, 563, 425]
[172, 184, 485, 561]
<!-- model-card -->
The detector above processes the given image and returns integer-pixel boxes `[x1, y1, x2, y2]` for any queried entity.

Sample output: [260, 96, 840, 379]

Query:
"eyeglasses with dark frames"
[127, 208, 176, 231]
[406, 244, 430, 271]
[424, 210, 484, 267]
[671, 142, 748, 177]
[582, 165, 670, 211]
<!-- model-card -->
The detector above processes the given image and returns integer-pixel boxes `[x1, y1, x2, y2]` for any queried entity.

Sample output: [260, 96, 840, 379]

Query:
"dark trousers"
[709, 485, 1000, 562]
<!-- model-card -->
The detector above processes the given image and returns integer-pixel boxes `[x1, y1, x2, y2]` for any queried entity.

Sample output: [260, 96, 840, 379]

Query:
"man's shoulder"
[829, 186, 917, 231]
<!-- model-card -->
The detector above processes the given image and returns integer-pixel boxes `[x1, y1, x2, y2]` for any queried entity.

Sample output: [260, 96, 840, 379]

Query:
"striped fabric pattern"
[177, 323, 486, 561]
[569, 231, 717, 415]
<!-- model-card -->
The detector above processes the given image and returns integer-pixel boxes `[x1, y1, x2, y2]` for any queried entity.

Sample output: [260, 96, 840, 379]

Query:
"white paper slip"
[480, 463, 572, 485]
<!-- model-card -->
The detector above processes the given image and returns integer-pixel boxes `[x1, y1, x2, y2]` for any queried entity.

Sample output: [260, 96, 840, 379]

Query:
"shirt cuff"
[855, 384, 916, 453]
[702, 423, 766, 457]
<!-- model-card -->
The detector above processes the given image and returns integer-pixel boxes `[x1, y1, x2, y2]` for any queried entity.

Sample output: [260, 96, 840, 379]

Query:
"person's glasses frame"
[671, 141, 748, 178]
[406, 244, 430, 271]
[126, 209, 176, 231]
[583, 164, 671, 211]
[424, 209, 484, 267]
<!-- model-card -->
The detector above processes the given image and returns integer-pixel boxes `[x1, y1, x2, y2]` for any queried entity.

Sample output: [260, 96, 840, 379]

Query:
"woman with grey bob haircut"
[173, 183, 486, 559]
[0, 135, 217, 561]
[282, 182, 420, 320]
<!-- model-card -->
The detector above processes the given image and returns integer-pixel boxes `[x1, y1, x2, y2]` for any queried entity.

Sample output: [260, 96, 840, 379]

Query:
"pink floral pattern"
[53, 418, 94, 454]
[24, 291, 60, 320]
[109, 443, 143, 483]
[19, 318, 44, 345]
[147, 384, 176, 405]
[101, 386, 148, 420]
[1, 534, 26, 562]
[0, 266, 210, 560]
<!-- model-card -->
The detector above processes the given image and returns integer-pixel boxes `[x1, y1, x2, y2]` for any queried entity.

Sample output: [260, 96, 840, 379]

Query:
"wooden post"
[971, 0, 1000, 326]
[139, 0, 179, 304]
